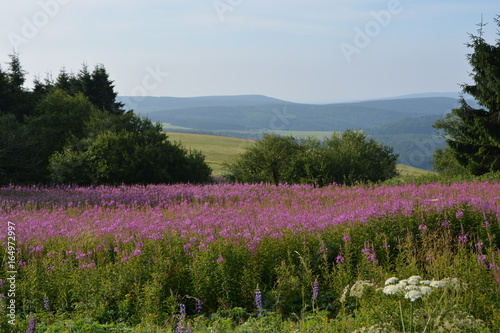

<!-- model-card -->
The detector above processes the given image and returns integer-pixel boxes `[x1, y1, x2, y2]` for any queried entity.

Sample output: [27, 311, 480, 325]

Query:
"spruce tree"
[434, 16, 500, 175]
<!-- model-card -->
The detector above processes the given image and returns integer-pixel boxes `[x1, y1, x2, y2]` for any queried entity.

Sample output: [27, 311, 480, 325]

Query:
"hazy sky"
[1, 0, 499, 103]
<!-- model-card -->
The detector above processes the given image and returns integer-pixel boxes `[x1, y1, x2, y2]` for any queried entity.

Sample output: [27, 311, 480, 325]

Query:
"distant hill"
[118, 95, 294, 113]
[120, 95, 459, 132]
[118, 94, 464, 172]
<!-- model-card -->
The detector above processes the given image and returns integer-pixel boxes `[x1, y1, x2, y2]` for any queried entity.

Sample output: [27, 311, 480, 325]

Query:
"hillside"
[167, 132, 434, 177]
[123, 95, 459, 132]
[119, 94, 464, 171]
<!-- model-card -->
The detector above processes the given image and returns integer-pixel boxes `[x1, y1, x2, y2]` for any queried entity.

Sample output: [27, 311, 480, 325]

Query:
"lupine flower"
[196, 300, 203, 315]
[255, 288, 263, 314]
[180, 303, 186, 316]
[312, 279, 319, 300]
[26, 315, 36, 333]
[43, 295, 50, 311]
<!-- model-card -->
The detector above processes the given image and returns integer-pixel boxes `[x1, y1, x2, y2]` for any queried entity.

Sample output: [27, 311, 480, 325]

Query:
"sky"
[1, 0, 499, 103]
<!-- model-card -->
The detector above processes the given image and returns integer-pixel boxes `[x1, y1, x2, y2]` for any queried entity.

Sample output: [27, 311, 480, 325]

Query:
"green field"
[166, 132, 435, 177]
[167, 132, 254, 175]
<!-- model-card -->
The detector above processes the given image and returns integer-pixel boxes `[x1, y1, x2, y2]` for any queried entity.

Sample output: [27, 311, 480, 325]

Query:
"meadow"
[166, 132, 434, 177]
[1, 181, 499, 332]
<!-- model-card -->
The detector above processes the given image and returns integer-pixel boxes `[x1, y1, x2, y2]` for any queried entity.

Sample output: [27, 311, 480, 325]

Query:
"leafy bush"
[49, 112, 211, 185]
[224, 130, 398, 185]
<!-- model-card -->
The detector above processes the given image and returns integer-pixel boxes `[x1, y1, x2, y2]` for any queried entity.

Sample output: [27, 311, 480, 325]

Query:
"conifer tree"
[434, 16, 500, 175]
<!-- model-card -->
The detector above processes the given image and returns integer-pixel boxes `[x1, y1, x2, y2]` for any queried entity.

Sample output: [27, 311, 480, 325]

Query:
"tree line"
[2, 15, 498, 187]
[0, 55, 211, 185]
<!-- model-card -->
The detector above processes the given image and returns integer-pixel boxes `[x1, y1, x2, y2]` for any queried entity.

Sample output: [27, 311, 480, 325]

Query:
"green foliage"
[0, 114, 41, 184]
[3, 207, 499, 332]
[224, 134, 304, 185]
[49, 112, 212, 185]
[0, 55, 212, 185]
[434, 16, 500, 175]
[432, 147, 471, 177]
[224, 130, 399, 185]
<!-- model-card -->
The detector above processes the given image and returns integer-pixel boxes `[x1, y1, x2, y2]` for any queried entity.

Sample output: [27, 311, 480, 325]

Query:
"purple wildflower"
[26, 315, 36, 333]
[441, 220, 450, 227]
[196, 300, 203, 315]
[458, 233, 468, 244]
[216, 256, 224, 263]
[0, 279, 4, 288]
[255, 287, 263, 315]
[180, 303, 186, 316]
[475, 242, 484, 252]
[362, 246, 378, 264]
[477, 255, 487, 263]
[336, 254, 345, 264]
[418, 224, 428, 231]
[455, 211, 464, 219]
[343, 235, 351, 243]
[43, 295, 50, 312]
[133, 249, 142, 256]
[312, 279, 320, 300]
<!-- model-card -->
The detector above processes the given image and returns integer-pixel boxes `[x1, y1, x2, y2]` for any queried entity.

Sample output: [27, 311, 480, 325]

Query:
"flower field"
[1, 182, 500, 332]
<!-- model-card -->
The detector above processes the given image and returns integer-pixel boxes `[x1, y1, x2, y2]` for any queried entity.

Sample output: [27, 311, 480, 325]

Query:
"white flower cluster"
[381, 275, 452, 302]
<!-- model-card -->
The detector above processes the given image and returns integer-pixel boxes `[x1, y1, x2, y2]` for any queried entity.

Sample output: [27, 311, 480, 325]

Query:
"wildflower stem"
[399, 300, 406, 333]
[422, 288, 447, 333]
[409, 301, 414, 333]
